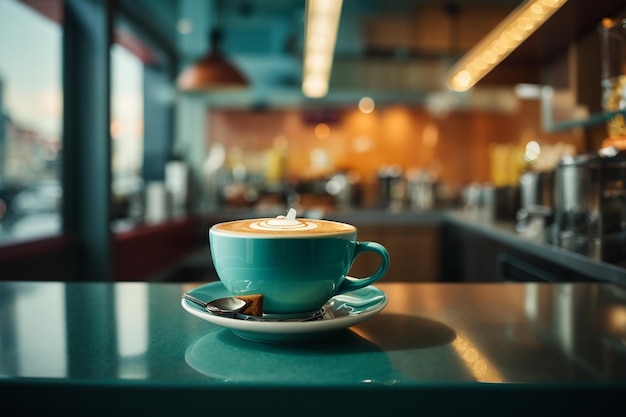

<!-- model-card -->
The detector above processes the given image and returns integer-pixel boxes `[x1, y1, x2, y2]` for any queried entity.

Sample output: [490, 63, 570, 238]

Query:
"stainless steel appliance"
[516, 170, 554, 239]
[519, 170, 554, 210]
[554, 154, 626, 263]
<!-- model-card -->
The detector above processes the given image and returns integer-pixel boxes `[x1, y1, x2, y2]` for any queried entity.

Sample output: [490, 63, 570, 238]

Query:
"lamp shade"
[176, 31, 248, 92]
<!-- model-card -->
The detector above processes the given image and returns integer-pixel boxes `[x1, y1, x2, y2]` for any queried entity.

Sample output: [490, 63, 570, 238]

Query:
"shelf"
[480, 0, 626, 92]
[543, 109, 626, 133]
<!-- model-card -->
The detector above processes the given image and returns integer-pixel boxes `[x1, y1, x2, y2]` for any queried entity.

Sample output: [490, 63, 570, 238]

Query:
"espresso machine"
[553, 153, 626, 263]
[556, 15, 626, 263]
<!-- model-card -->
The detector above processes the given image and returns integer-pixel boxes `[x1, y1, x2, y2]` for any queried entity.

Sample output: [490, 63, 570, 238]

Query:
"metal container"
[407, 170, 436, 211]
[554, 154, 626, 262]
[516, 170, 554, 239]
[519, 170, 554, 211]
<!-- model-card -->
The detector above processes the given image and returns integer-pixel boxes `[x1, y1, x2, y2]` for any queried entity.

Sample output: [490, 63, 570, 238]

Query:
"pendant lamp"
[177, 30, 249, 92]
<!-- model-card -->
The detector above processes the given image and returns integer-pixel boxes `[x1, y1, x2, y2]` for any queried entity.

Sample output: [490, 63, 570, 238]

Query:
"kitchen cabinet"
[540, 21, 626, 133]
[113, 217, 201, 281]
[484, 0, 625, 86]
[0, 236, 78, 281]
[348, 223, 440, 282]
[439, 223, 501, 282]
[440, 220, 617, 284]
[483, 0, 626, 133]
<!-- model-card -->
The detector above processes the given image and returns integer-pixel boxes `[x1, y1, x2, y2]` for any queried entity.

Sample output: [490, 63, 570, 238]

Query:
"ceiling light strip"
[302, 0, 343, 98]
[446, 0, 568, 92]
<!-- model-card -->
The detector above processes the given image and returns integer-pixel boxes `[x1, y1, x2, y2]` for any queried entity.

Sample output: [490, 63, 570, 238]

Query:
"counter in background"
[442, 211, 626, 287]
[191, 209, 626, 287]
[193, 209, 443, 283]
[324, 209, 626, 287]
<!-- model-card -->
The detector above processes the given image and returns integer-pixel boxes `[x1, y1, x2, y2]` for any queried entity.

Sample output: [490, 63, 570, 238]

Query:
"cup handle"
[336, 241, 390, 295]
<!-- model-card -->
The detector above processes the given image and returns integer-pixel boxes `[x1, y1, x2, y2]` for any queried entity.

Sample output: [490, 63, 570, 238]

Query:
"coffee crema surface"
[211, 218, 356, 237]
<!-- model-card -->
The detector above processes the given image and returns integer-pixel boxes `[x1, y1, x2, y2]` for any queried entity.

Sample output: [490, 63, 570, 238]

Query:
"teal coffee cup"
[208, 215, 390, 315]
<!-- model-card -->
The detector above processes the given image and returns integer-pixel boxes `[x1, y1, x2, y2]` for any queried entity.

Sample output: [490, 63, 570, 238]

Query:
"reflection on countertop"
[1, 280, 626, 415]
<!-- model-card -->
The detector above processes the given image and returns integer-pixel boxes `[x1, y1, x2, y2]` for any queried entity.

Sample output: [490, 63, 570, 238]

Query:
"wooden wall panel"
[208, 100, 582, 199]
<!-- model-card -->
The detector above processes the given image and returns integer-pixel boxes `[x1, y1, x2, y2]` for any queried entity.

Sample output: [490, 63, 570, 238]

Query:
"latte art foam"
[211, 217, 355, 237]
[249, 219, 319, 231]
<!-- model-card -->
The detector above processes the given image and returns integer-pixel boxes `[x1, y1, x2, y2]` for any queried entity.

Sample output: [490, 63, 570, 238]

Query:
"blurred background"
[1, 0, 625, 282]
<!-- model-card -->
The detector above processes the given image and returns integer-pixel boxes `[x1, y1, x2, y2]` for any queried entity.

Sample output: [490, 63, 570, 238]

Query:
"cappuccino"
[211, 217, 355, 237]
[208, 212, 390, 314]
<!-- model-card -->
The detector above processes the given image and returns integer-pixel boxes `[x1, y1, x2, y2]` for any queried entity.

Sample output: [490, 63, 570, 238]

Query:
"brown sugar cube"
[235, 294, 263, 316]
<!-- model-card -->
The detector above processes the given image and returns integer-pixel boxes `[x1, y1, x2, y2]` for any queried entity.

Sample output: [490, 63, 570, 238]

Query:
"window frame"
[1, 0, 179, 281]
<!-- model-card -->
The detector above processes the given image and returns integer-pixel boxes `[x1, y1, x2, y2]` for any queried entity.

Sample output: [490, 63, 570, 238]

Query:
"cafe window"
[0, 0, 63, 242]
[111, 43, 144, 229]
[111, 7, 175, 231]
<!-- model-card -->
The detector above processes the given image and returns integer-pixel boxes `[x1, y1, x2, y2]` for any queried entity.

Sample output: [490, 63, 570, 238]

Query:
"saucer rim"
[181, 281, 388, 336]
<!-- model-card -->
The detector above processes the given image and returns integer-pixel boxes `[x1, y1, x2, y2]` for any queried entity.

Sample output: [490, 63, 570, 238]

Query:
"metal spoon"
[182, 293, 248, 316]
[183, 293, 326, 322]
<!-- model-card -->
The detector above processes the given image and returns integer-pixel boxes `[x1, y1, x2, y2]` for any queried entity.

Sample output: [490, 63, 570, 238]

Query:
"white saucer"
[181, 281, 388, 343]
